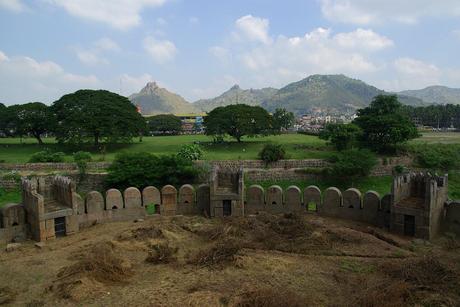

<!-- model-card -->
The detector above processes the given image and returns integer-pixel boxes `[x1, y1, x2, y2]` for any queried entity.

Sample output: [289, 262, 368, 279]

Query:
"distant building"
[175, 113, 207, 134]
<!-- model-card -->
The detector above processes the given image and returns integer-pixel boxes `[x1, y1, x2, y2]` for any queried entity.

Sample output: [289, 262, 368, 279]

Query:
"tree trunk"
[94, 133, 100, 147]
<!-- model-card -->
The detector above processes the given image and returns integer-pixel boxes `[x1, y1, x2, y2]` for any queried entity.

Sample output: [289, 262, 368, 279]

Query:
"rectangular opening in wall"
[223, 200, 232, 216]
[404, 214, 415, 236]
[54, 216, 66, 237]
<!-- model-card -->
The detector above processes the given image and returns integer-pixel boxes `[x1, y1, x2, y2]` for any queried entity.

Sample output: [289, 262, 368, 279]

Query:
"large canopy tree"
[10, 102, 55, 144]
[52, 90, 145, 146]
[272, 108, 295, 133]
[353, 95, 419, 153]
[147, 114, 182, 135]
[204, 104, 272, 142]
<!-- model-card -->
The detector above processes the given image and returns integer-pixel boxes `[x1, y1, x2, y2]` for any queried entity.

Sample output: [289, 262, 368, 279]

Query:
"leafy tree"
[326, 149, 378, 183]
[204, 104, 271, 142]
[147, 114, 182, 135]
[0, 103, 8, 136]
[319, 123, 362, 151]
[52, 90, 145, 146]
[105, 152, 198, 190]
[9, 102, 55, 144]
[73, 151, 92, 176]
[259, 144, 286, 164]
[353, 95, 419, 153]
[272, 108, 295, 132]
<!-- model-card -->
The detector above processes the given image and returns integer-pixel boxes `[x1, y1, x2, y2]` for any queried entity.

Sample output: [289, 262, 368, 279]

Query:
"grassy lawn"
[0, 134, 332, 163]
[411, 132, 460, 144]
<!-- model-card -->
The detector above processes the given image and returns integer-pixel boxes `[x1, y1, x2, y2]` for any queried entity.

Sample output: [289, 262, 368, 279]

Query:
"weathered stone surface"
[304, 186, 321, 212]
[363, 191, 380, 224]
[0, 203, 25, 228]
[246, 185, 265, 215]
[323, 187, 342, 216]
[85, 191, 104, 214]
[266, 185, 283, 214]
[196, 184, 210, 216]
[106, 189, 123, 210]
[142, 186, 161, 207]
[34, 242, 46, 249]
[178, 184, 195, 215]
[379, 193, 392, 228]
[285, 186, 302, 213]
[161, 185, 177, 216]
[124, 187, 142, 208]
[342, 188, 362, 220]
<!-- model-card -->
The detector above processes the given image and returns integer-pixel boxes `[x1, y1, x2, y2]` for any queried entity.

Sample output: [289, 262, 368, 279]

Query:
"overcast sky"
[1, 0, 460, 105]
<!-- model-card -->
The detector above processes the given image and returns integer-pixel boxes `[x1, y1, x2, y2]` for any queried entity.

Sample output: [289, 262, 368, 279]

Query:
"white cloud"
[333, 28, 393, 51]
[0, 0, 25, 12]
[453, 29, 460, 39]
[45, 0, 168, 30]
[74, 37, 119, 66]
[320, 0, 460, 25]
[209, 46, 231, 65]
[156, 17, 167, 26]
[378, 57, 442, 90]
[234, 15, 272, 44]
[143, 36, 177, 63]
[93, 37, 120, 52]
[0, 50, 99, 104]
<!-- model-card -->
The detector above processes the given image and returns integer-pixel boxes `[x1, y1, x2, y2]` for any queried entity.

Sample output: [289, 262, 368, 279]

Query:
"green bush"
[105, 152, 199, 190]
[326, 149, 378, 182]
[177, 144, 204, 161]
[415, 145, 460, 171]
[28, 149, 65, 163]
[73, 151, 92, 176]
[259, 144, 286, 164]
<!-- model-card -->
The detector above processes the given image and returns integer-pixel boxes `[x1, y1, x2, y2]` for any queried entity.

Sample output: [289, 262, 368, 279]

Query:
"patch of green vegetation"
[340, 260, 375, 273]
[246, 176, 393, 196]
[0, 188, 21, 208]
[448, 171, 460, 200]
[0, 134, 332, 163]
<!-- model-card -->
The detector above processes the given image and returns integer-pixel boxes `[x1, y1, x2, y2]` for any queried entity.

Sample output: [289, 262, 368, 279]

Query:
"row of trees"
[402, 104, 460, 129]
[1, 90, 145, 146]
[320, 95, 420, 153]
[1, 90, 295, 145]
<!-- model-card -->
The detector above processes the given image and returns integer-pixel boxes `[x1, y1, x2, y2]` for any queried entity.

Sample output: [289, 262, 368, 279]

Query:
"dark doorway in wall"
[404, 215, 415, 236]
[54, 217, 66, 237]
[223, 200, 232, 216]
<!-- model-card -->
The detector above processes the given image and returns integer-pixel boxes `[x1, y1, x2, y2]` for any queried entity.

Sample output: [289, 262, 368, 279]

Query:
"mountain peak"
[229, 84, 240, 91]
[140, 81, 160, 94]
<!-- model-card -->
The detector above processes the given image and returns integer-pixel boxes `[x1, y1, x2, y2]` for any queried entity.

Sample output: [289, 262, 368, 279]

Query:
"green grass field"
[0, 134, 331, 163]
[0, 132, 458, 163]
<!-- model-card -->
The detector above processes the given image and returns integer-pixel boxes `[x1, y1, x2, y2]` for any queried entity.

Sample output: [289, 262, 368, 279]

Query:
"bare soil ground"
[1, 213, 459, 307]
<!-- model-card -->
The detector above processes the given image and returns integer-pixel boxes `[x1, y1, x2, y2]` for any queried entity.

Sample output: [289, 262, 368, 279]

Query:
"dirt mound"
[233, 287, 307, 307]
[187, 240, 241, 268]
[145, 242, 178, 264]
[118, 225, 164, 241]
[0, 286, 16, 305]
[50, 243, 133, 301]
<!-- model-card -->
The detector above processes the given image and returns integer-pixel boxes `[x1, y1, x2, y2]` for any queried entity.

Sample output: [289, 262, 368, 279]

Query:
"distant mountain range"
[399, 86, 460, 105]
[129, 75, 460, 116]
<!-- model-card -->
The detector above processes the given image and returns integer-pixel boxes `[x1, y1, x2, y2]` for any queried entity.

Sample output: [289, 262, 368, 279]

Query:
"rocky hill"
[129, 82, 197, 115]
[399, 85, 460, 105]
[262, 74, 425, 115]
[193, 85, 277, 112]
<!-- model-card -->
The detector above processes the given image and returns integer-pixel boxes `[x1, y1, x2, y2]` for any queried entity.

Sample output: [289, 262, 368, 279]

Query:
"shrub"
[177, 144, 204, 161]
[326, 149, 378, 182]
[415, 145, 460, 171]
[28, 149, 65, 163]
[258, 144, 286, 164]
[105, 152, 198, 190]
[73, 151, 92, 176]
